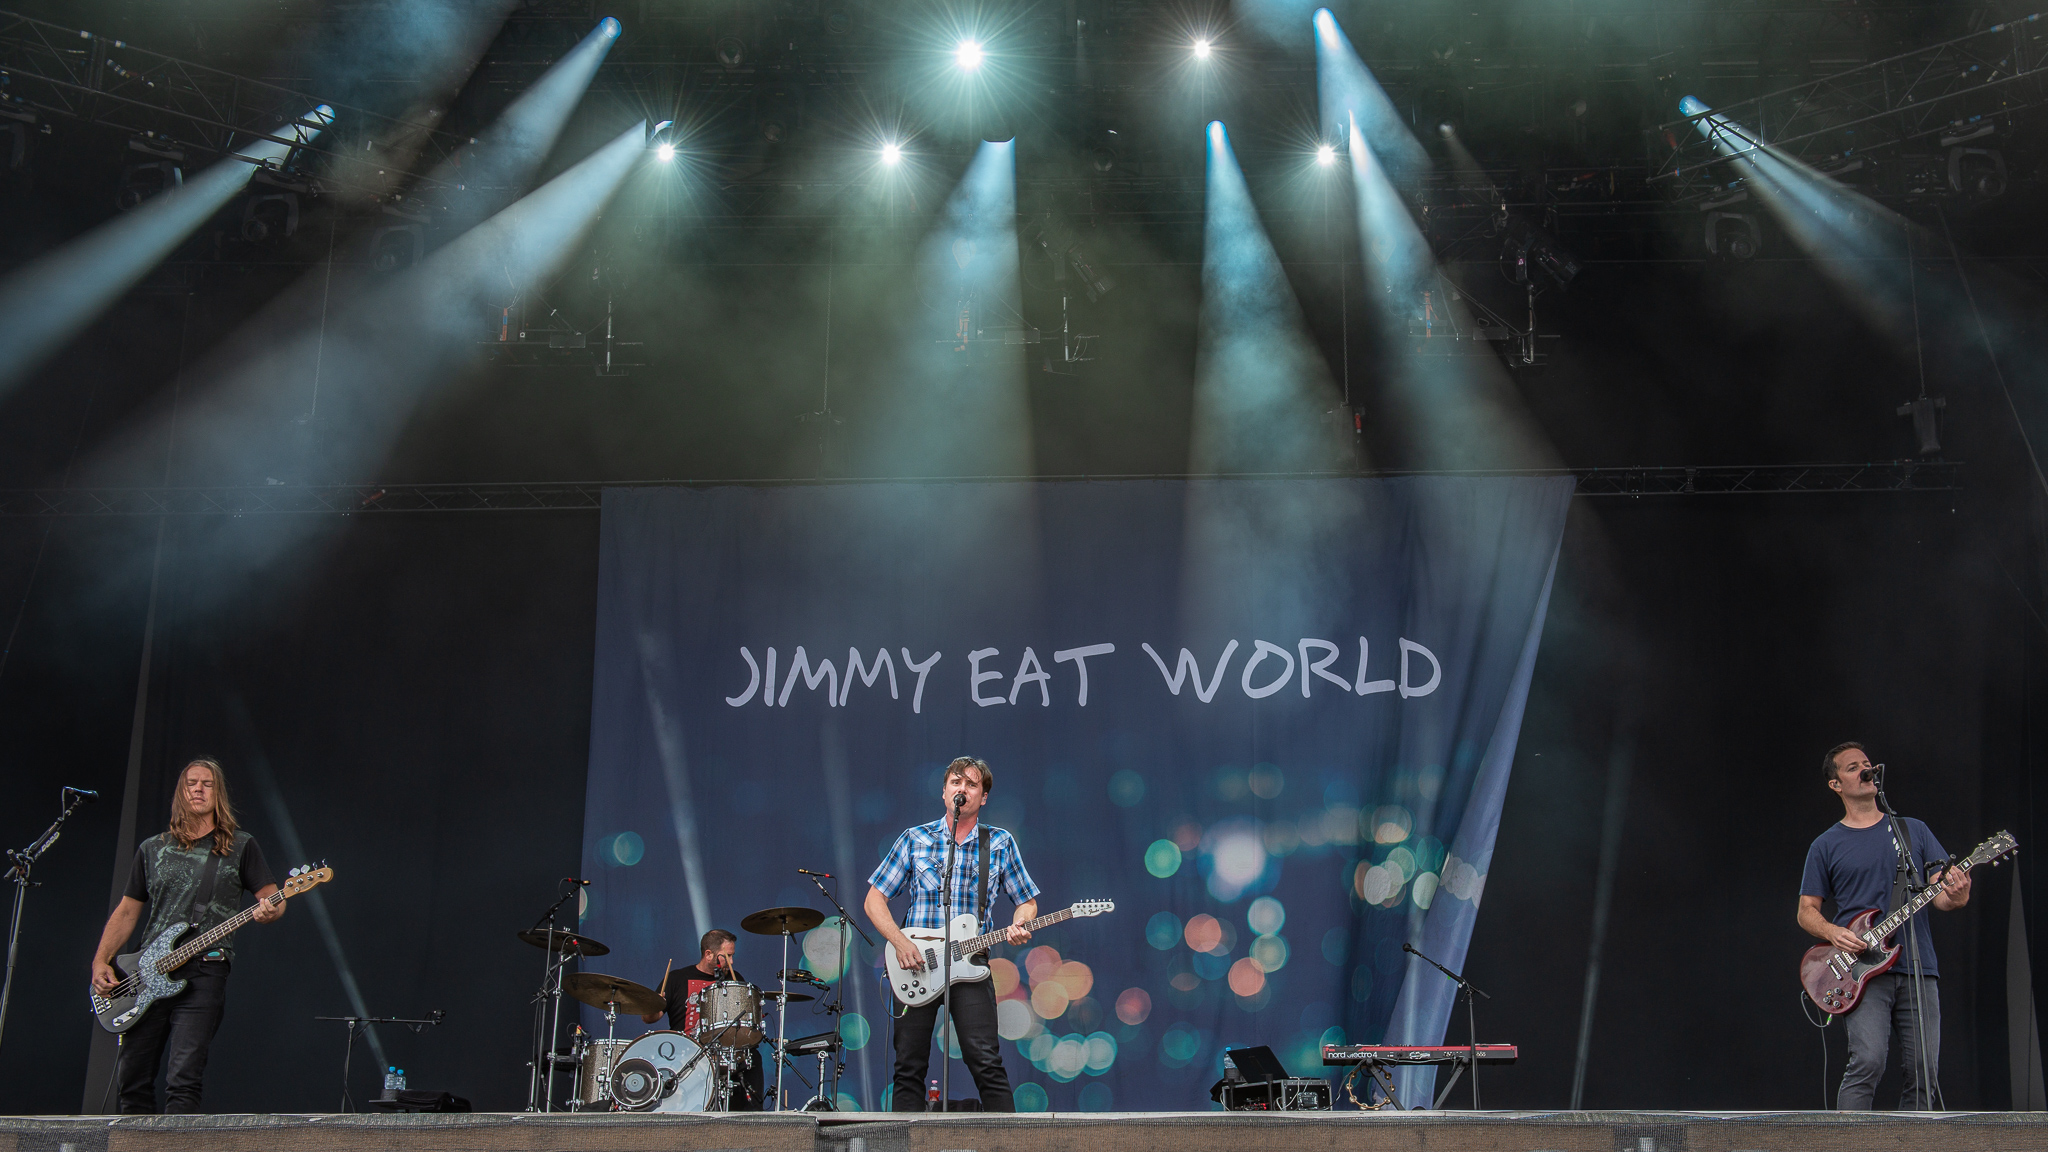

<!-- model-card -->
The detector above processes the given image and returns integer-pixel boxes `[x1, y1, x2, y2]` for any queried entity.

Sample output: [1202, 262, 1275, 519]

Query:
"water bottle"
[927, 1079, 939, 1107]
[384, 1067, 406, 1093]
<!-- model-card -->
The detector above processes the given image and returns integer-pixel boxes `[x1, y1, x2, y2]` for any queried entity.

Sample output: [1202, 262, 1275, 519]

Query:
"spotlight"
[1438, 122, 1455, 138]
[1504, 217, 1581, 290]
[1703, 211, 1760, 262]
[955, 39, 984, 70]
[240, 192, 299, 242]
[1947, 147, 2006, 199]
[1192, 38, 1212, 59]
[655, 143, 676, 162]
[880, 142, 903, 165]
[1315, 143, 1337, 167]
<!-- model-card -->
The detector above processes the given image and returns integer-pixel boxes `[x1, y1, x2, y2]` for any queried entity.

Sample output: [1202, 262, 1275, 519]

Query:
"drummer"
[643, 929, 765, 1110]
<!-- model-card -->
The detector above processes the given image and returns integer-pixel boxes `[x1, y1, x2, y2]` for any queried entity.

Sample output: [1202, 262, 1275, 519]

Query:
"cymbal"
[564, 972, 666, 1015]
[741, 906, 825, 936]
[763, 990, 817, 1004]
[519, 928, 610, 957]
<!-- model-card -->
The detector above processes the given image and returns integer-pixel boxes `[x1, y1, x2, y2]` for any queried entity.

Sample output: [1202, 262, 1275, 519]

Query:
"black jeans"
[1839, 971, 1941, 1110]
[890, 979, 1011, 1112]
[116, 959, 229, 1114]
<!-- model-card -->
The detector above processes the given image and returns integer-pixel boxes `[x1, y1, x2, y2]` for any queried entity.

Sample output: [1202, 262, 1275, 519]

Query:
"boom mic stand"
[524, 882, 583, 1112]
[805, 869, 874, 1109]
[1403, 942, 1491, 1109]
[313, 1009, 444, 1112]
[1, 787, 95, 1055]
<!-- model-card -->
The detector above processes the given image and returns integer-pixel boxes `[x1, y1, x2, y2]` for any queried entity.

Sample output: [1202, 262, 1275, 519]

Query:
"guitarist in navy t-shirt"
[1797, 742, 1970, 1110]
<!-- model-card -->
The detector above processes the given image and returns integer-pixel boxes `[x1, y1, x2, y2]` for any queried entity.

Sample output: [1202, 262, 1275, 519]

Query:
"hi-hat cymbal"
[740, 906, 825, 936]
[564, 972, 666, 1015]
[518, 928, 610, 957]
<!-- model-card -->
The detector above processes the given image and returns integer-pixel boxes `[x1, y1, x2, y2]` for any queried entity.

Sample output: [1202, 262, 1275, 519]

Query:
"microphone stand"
[1, 788, 94, 1055]
[524, 883, 583, 1112]
[313, 1010, 444, 1112]
[1403, 942, 1490, 1109]
[1872, 765, 1941, 1108]
[805, 870, 874, 1110]
[937, 794, 963, 1112]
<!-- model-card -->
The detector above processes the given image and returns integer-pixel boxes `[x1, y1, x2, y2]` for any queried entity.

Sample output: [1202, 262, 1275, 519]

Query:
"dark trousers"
[891, 979, 1011, 1112]
[116, 960, 229, 1114]
[1839, 972, 1941, 1110]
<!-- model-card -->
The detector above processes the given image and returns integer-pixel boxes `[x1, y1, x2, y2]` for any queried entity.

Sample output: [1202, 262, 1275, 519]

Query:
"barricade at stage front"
[7, 1110, 2048, 1152]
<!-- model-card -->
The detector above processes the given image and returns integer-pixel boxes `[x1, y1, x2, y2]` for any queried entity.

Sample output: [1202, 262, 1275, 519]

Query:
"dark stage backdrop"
[577, 478, 1574, 1110]
[0, 490, 2038, 1115]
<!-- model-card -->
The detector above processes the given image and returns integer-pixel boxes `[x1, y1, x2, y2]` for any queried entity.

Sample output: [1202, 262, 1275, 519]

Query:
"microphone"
[1860, 765, 1881, 783]
[1402, 942, 1418, 955]
[797, 868, 833, 878]
[952, 792, 966, 810]
[563, 877, 591, 886]
[64, 787, 100, 802]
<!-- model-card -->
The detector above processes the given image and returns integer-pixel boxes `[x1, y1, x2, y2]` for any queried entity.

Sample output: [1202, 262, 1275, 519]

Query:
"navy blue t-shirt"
[1799, 817, 1947, 977]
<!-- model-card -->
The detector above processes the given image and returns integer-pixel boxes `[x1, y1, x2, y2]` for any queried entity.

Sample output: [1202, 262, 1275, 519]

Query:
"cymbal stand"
[804, 870, 873, 1110]
[524, 885, 582, 1112]
[773, 929, 792, 1111]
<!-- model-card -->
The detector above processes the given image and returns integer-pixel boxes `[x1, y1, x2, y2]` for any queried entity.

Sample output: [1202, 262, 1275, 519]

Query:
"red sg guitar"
[1800, 830, 2016, 1015]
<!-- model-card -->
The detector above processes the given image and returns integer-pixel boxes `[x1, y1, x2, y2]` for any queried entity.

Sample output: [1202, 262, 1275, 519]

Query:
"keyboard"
[1321, 1044, 1518, 1066]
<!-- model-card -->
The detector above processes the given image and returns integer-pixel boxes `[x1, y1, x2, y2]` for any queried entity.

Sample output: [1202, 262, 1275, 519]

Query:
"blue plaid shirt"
[868, 818, 1040, 931]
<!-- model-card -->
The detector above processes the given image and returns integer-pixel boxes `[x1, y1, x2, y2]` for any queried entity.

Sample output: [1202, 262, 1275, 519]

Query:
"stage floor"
[7, 1110, 2048, 1152]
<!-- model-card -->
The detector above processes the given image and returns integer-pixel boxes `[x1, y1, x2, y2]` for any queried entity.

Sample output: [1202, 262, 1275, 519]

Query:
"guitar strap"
[977, 826, 991, 922]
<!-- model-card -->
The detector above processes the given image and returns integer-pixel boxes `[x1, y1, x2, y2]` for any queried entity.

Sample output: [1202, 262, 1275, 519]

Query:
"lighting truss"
[0, 463, 1961, 517]
[1651, 13, 2048, 196]
[0, 8, 467, 197]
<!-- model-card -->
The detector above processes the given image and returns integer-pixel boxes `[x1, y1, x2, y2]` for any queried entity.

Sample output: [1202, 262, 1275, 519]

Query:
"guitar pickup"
[923, 948, 938, 971]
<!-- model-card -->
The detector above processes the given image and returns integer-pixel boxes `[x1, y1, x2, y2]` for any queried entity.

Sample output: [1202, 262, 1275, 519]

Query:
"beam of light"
[0, 107, 332, 400]
[224, 693, 391, 1075]
[840, 139, 1031, 480]
[1329, 63, 1554, 473]
[1193, 38, 1213, 59]
[881, 141, 903, 165]
[426, 17, 623, 235]
[1191, 121, 1350, 475]
[655, 143, 676, 162]
[1313, 9, 1426, 192]
[955, 39, 984, 70]
[1315, 143, 1336, 167]
[81, 123, 650, 594]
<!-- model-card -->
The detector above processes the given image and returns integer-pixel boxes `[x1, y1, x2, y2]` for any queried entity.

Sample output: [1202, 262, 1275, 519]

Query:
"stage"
[6, 1110, 2048, 1152]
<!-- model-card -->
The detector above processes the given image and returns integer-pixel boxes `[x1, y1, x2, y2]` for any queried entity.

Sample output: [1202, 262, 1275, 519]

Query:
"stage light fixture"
[1703, 211, 1760, 262]
[1193, 38, 1212, 59]
[655, 143, 676, 162]
[1315, 143, 1337, 167]
[881, 142, 903, 165]
[1504, 216, 1580, 290]
[240, 192, 299, 242]
[955, 39, 984, 71]
[1947, 147, 2006, 199]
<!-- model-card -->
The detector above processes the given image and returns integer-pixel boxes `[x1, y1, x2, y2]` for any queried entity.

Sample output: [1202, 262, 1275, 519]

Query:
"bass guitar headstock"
[1070, 899, 1114, 917]
[283, 860, 336, 896]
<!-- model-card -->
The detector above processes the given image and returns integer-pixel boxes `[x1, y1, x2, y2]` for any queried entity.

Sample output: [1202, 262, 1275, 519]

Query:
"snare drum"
[571, 1038, 632, 1110]
[691, 981, 764, 1047]
[609, 1029, 714, 1112]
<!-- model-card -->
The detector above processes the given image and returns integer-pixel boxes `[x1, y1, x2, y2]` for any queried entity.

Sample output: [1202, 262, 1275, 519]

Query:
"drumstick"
[657, 958, 673, 1001]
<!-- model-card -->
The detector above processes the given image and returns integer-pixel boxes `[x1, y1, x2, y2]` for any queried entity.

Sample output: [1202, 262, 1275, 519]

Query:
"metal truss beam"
[1652, 13, 2048, 188]
[0, 464, 1960, 517]
[0, 8, 467, 198]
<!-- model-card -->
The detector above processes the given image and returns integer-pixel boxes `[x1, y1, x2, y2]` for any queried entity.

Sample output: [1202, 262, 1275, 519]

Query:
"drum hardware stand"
[803, 869, 873, 1110]
[1402, 942, 1490, 1109]
[1, 786, 94, 1056]
[524, 882, 584, 1112]
[314, 1010, 444, 1112]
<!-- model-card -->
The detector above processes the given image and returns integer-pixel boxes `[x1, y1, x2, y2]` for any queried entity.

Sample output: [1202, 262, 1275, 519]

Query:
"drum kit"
[522, 895, 850, 1113]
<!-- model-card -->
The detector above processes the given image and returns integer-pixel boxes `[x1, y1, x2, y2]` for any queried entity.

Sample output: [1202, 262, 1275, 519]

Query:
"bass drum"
[609, 1029, 714, 1112]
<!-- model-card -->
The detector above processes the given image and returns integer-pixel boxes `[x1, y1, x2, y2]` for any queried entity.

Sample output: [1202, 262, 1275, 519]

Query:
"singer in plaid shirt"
[865, 757, 1040, 1112]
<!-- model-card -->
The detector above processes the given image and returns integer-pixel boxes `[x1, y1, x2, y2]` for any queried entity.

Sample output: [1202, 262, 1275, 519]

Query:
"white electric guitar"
[887, 899, 1114, 1007]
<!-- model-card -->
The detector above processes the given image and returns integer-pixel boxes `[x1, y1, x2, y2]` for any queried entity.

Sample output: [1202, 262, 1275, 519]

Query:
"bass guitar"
[91, 861, 334, 1033]
[1800, 831, 2015, 1014]
[887, 899, 1113, 1007]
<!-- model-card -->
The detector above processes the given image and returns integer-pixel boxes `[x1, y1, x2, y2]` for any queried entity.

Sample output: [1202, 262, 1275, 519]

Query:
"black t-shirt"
[123, 831, 276, 963]
[658, 962, 748, 1032]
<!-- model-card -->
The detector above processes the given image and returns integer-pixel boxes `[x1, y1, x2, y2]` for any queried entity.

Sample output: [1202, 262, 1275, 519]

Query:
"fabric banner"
[580, 477, 1571, 1111]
